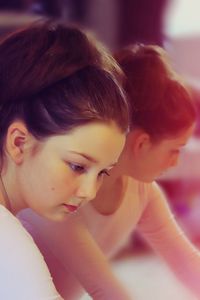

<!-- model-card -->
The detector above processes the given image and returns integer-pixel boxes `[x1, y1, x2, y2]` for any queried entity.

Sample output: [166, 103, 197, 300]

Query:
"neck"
[0, 175, 12, 212]
[112, 144, 131, 177]
[92, 175, 128, 215]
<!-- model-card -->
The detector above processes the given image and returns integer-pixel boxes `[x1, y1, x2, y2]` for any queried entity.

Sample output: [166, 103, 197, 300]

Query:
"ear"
[5, 121, 30, 164]
[128, 130, 151, 158]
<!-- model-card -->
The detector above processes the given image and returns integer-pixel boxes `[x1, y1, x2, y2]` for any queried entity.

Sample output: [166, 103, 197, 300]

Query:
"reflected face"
[16, 122, 126, 220]
[131, 124, 194, 182]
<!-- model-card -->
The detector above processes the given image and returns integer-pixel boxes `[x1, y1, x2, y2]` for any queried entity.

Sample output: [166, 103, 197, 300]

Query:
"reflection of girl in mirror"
[0, 20, 129, 299]
[19, 44, 199, 300]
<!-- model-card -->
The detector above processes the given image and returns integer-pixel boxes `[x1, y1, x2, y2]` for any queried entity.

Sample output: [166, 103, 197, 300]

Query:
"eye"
[68, 162, 86, 173]
[172, 149, 180, 155]
[98, 169, 110, 177]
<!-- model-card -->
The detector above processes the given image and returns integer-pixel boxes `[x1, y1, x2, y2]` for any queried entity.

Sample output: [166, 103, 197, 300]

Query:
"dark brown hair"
[0, 19, 129, 158]
[115, 44, 196, 141]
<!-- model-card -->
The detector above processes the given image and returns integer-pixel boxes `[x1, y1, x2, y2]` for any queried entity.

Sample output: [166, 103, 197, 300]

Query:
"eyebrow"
[68, 150, 117, 167]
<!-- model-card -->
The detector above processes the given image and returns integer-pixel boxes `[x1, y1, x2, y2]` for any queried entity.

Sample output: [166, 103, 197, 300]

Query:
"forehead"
[42, 121, 125, 163]
[59, 121, 122, 144]
[157, 124, 194, 148]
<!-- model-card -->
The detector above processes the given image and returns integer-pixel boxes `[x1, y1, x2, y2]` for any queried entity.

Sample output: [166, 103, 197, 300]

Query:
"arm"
[0, 207, 63, 300]
[61, 216, 132, 300]
[21, 211, 132, 300]
[137, 182, 200, 298]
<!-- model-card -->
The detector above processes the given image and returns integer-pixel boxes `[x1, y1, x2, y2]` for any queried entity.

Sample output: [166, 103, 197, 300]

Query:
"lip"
[63, 204, 79, 212]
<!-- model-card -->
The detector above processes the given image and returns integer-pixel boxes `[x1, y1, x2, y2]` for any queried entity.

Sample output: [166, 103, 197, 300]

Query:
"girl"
[19, 45, 199, 299]
[0, 20, 129, 299]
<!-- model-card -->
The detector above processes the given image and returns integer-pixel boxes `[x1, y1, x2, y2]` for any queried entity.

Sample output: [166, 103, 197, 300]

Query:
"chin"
[130, 172, 154, 183]
[141, 177, 154, 183]
[42, 211, 69, 222]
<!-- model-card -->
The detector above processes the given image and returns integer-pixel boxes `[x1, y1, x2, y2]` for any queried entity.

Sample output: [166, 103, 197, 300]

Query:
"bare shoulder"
[150, 181, 167, 197]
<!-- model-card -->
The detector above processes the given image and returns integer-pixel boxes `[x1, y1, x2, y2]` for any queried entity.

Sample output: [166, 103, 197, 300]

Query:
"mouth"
[62, 204, 79, 213]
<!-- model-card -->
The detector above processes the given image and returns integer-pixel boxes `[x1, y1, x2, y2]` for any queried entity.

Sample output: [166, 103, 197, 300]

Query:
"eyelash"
[98, 170, 110, 177]
[172, 150, 180, 155]
[68, 163, 86, 173]
[68, 163, 110, 177]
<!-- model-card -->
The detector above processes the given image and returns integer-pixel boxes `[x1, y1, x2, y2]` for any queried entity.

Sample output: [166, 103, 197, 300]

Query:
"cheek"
[159, 154, 175, 170]
[160, 158, 171, 169]
[26, 168, 78, 210]
[43, 166, 77, 195]
[22, 158, 75, 197]
[155, 149, 170, 165]
[148, 156, 167, 174]
[97, 177, 104, 191]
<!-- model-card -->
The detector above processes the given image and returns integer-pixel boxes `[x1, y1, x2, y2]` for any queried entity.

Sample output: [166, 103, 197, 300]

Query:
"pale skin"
[18, 123, 200, 300]
[0, 120, 126, 220]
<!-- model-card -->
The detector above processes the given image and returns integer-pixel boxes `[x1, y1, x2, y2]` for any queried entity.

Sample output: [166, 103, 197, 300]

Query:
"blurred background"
[1, 1, 200, 298]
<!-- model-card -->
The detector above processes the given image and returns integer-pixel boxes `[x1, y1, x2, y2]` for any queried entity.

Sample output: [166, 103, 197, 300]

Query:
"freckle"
[51, 187, 55, 191]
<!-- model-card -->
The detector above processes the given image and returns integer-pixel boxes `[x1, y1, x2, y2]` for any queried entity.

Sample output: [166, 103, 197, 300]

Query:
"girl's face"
[8, 121, 126, 220]
[129, 124, 194, 183]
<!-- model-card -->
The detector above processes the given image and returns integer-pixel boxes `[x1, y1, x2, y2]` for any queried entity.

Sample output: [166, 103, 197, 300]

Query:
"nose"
[75, 175, 99, 203]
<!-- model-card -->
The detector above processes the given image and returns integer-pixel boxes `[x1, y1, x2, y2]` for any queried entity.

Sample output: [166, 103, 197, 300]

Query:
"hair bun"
[0, 20, 108, 104]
